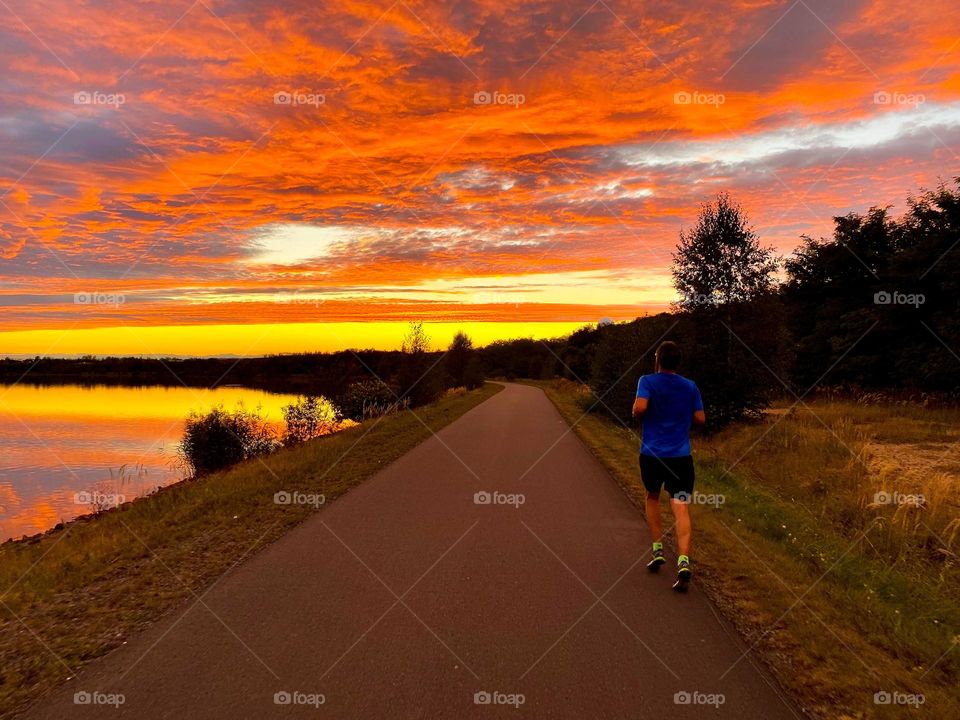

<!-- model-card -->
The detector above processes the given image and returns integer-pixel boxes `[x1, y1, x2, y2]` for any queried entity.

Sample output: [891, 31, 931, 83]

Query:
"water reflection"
[0, 384, 304, 542]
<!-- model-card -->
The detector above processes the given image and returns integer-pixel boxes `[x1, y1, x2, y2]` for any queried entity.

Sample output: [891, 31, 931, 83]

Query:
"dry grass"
[534, 379, 960, 720]
[706, 400, 960, 566]
[0, 383, 502, 719]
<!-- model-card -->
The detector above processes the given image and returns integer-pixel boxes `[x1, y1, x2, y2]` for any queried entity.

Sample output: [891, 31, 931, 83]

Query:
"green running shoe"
[646, 543, 666, 573]
[673, 555, 691, 592]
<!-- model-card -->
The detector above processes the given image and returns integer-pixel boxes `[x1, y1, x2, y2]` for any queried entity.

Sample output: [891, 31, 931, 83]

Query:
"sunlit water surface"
[0, 384, 304, 542]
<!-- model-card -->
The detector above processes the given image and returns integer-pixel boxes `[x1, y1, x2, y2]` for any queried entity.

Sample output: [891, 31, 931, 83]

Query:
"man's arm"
[632, 397, 648, 419]
[692, 383, 706, 426]
[633, 375, 649, 419]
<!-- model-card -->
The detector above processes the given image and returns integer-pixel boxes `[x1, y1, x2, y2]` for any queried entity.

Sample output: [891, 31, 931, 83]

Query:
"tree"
[782, 180, 960, 391]
[445, 331, 474, 387]
[673, 192, 778, 310]
[396, 321, 443, 406]
[402, 320, 430, 354]
[782, 208, 899, 388]
[671, 193, 782, 426]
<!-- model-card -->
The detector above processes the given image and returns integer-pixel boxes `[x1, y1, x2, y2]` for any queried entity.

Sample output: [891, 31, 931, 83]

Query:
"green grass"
[0, 383, 502, 719]
[531, 379, 959, 720]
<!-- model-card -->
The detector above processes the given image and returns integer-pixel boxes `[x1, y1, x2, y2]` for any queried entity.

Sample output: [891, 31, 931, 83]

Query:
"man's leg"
[640, 456, 667, 572]
[665, 456, 695, 591]
[668, 498, 691, 557]
[645, 491, 663, 544]
[645, 491, 667, 572]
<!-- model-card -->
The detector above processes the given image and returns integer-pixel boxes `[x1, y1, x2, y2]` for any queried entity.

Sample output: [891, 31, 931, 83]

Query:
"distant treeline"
[0, 352, 411, 398]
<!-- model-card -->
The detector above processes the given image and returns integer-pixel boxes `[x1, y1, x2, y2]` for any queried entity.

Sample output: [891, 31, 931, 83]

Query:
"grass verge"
[0, 383, 502, 718]
[531, 379, 959, 720]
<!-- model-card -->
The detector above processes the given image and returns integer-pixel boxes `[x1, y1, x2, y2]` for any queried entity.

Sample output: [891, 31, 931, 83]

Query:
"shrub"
[339, 378, 400, 421]
[282, 395, 341, 445]
[178, 404, 279, 476]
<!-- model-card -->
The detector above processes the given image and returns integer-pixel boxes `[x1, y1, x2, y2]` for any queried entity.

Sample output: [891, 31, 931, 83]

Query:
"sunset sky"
[1, 0, 959, 354]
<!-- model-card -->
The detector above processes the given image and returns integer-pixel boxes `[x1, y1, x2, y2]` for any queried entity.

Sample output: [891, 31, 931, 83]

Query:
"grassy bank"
[533, 379, 959, 720]
[0, 383, 502, 718]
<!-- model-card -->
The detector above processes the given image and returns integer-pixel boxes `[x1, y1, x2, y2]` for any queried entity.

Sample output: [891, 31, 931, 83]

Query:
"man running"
[632, 341, 706, 592]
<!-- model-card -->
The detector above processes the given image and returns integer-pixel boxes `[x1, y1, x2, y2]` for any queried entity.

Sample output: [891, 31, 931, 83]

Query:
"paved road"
[26, 383, 800, 719]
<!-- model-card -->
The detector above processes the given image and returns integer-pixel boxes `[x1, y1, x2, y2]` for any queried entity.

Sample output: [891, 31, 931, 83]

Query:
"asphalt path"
[25, 382, 800, 719]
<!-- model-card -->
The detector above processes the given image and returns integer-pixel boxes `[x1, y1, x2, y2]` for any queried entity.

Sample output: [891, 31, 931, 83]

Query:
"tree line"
[475, 178, 960, 427]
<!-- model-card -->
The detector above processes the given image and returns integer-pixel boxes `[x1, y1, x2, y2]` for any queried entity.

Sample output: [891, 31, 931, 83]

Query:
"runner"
[632, 341, 706, 592]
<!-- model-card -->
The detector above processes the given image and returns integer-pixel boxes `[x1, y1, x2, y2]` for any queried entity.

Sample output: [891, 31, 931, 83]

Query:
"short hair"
[656, 341, 682, 371]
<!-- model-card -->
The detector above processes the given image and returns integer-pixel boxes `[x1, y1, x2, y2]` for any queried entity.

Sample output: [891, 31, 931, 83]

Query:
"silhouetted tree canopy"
[673, 192, 779, 310]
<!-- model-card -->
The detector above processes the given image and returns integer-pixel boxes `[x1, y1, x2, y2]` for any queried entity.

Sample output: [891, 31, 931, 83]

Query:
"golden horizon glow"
[0, 321, 601, 357]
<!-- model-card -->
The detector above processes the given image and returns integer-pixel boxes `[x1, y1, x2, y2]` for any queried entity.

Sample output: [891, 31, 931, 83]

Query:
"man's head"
[655, 341, 682, 372]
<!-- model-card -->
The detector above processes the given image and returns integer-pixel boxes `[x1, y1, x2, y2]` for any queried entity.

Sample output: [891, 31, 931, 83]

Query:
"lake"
[0, 383, 305, 543]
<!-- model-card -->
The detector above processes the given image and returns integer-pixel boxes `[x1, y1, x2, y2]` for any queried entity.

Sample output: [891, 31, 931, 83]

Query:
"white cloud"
[621, 102, 960, 168]
[246, 224, 356, 265]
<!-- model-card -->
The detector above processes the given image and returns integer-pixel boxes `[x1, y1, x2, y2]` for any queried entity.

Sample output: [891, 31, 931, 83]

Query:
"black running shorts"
[639, 454, 695, 498]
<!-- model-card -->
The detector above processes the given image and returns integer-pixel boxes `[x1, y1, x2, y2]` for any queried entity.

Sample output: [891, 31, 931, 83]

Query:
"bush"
[339, 378, 401, 421]
[282, 395, 341, 445]
[178, 404, 279, 476]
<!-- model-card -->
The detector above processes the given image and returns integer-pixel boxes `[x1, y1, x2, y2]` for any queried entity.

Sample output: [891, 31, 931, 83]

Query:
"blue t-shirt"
[636, 372, 704, 457]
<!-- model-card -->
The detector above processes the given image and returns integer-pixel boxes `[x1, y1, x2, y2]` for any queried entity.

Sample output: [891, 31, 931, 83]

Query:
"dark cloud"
[721, 0, 873, 91]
